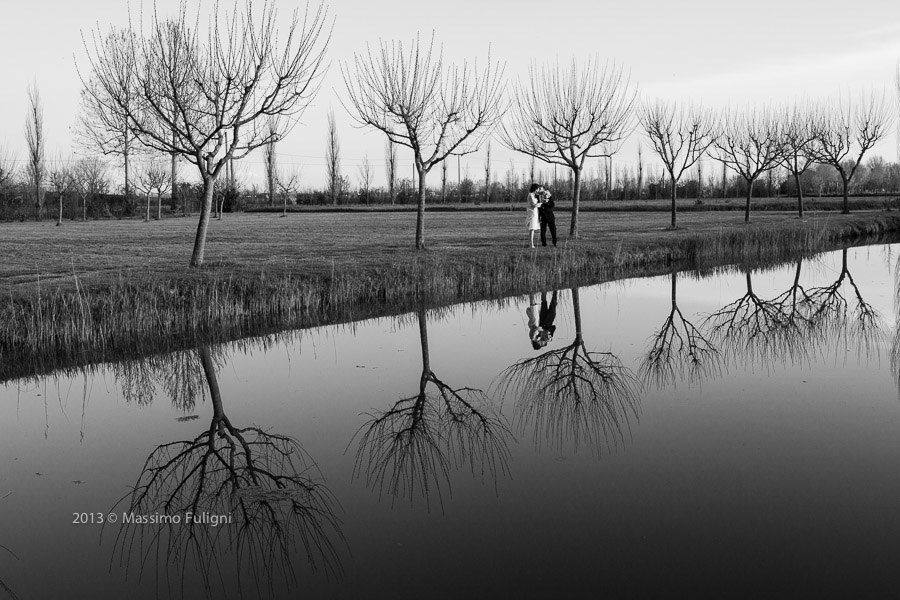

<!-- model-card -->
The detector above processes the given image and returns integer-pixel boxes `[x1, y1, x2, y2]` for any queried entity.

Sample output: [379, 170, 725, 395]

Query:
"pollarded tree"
[501, 58, 637, 238]
[809, 93, 893, 214]
[778, 102, 818, 218]
[713, 106, 783, 223]
[640, 100, 718, 229]
[80, 0, 331, 267]
[342, 33, 505, 249]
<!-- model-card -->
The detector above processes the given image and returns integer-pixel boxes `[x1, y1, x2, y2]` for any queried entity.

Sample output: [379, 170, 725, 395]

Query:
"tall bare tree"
[501, 58, 636, 238]
[483, 139, 492, 202]
[76, 28, 139, 205]
[809, 93, 893, 214]
[640, 100, 718, 228]
[264, 115, 278, 206]
[713, 106, 783, 223]
[342, 33, 505, 249]
[80, 0, 331, 266]
[779, 100, 818, 212]
[326, 108, 341, 205]
[385, 137, 397, 205]
[25, 81, 46, 219]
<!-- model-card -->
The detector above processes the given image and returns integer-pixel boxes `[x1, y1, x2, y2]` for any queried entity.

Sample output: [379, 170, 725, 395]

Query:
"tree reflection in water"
[352, 307, 512, 511]
[704, 249, 883, 369]
[640, 270, 721, 388]
[495, 288, 641, 454]
[805, 248, 883, 358]
[110, 345, 344, 597]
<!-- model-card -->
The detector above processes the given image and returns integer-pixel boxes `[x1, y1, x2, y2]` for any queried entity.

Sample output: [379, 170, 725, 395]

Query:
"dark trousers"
[540, 219, 557, 246]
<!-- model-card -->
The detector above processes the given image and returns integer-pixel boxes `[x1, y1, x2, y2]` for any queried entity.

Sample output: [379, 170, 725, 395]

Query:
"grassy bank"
[3, 209, 900, 381]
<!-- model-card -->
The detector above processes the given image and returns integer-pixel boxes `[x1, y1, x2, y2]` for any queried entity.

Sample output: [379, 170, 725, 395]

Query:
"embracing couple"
[526, 183, 557, 248]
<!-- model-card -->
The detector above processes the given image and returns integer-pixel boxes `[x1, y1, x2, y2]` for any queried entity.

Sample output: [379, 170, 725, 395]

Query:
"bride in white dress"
[526, 183, 543, 248]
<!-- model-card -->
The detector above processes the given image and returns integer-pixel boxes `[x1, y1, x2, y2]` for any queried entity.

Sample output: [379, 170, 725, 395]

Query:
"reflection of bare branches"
[704, 271, 788, 367]
[806, 249, 884, 359]
[495, 288, 641, 454]
[353, 308, 512, 511]
[640, 271, 721, 388]
[111, 348, 221, 411]
[112, 347, 343, 597]
[705, 251, 883, 369]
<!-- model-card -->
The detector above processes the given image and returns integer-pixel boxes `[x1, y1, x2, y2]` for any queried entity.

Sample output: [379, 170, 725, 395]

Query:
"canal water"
[1, 244, 899, 598]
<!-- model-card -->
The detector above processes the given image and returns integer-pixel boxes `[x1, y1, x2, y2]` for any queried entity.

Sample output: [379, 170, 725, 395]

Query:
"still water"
[2, 244, 900, 598]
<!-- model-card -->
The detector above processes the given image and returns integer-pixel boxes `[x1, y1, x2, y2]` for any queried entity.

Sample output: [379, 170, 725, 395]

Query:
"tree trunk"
[157, 191, 162, 220]
[415, 166, 427, 249]
[744, 178, 754, 224]
[669, 174, 678, 229]
[57, 195, 63, 226]
[569, 167, 582, 238]
[190, 176, 216, 267]
[793, 172, 804, 218]
[145, 193, 151, 222]
[571, 287, 582, 344]
[841, 176, 850, 214]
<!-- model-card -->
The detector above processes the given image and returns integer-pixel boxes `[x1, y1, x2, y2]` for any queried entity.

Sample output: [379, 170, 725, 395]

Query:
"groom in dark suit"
[538, 189, 557, 247]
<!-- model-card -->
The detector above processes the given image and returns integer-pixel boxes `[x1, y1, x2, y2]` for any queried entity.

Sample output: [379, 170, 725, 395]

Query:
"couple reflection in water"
[527, 291, 557, 350]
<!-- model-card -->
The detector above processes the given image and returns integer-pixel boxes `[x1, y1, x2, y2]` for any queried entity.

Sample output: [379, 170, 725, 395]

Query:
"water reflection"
[110, 346, 344, 595]
[705, 249, 884, 370]
[496, 288, 642, 454]
[640, 270, 722, 388]
[352, 307, 512, 510]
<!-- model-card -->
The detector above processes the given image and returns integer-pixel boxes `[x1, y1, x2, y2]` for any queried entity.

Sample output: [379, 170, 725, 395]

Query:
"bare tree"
[73, 156, 109, 221]
[276, 168, 300, 216]
[325, 108, 341, 205]
[25, 81, 46, 219]
[713, 106, 783, 223]
[342, 33, 505, 249]
[501, 58, 637, 237]
[264, 115, 278, 206]
[385, 137, 397, 205]
[76, 28, 140, 205]
[636, 144, 644, 200]
[48, 155, 77, 226]
[357, 154, 372, 206]
[80, 1, 331, 266]
[483, 139, 492, 202]
[809, 93, 893, 214]
[640, 100, 718, 228]
[135, 159, 171, 221]
[0, 146, 15, 193]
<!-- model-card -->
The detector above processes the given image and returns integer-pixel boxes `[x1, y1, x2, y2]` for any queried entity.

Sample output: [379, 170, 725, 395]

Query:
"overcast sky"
[1, 0, 899, 189]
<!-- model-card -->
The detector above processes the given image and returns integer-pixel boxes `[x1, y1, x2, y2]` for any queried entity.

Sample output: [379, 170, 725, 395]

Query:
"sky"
[1, 0, 899, 190]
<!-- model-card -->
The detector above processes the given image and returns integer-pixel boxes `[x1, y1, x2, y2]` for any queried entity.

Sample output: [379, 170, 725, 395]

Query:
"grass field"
[4, 205, 898, 289]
